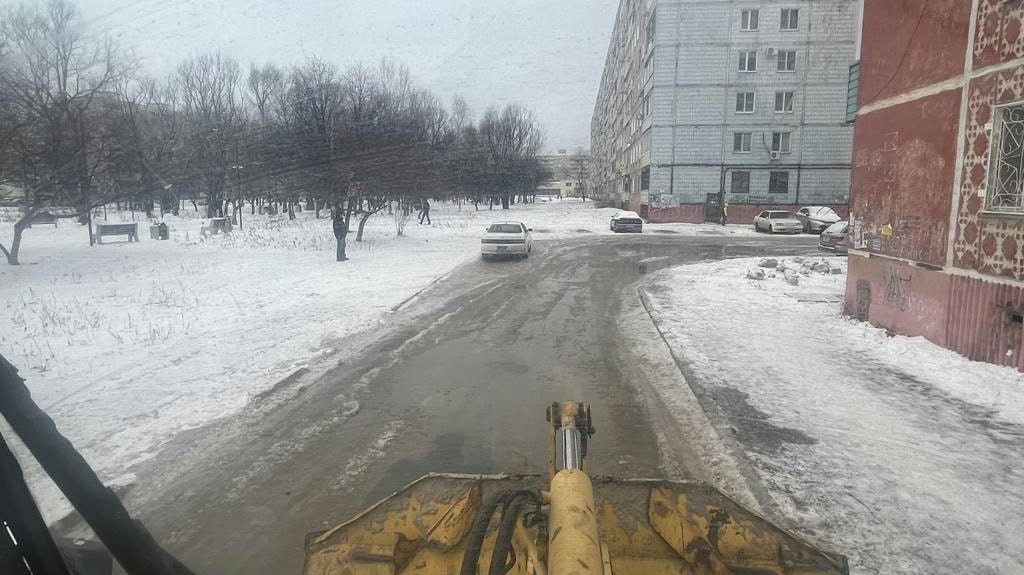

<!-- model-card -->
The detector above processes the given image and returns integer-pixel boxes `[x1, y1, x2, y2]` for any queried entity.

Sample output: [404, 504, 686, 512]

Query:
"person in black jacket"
[332, 207, 348, 261]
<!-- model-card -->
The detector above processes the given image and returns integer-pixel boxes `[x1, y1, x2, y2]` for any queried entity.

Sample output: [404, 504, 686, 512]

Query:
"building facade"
[535, 150, 592, 198]
[592, 0, 859, 223]
[846, 0, 1024, 370]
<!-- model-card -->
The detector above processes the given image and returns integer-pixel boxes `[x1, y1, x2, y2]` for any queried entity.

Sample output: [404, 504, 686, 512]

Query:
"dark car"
[818, 221, 849, 255]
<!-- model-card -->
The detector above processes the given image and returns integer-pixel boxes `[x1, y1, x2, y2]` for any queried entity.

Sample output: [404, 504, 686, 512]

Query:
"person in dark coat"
[418, 198, 431, 225]
[332, 208, 348, 261]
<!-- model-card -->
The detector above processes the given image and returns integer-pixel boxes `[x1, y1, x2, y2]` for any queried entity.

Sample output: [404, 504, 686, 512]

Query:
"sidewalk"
[640, 256, 1024, 575]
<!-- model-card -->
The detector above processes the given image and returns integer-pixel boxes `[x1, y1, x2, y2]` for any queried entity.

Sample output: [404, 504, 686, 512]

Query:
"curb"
[636, 284, 784, 518]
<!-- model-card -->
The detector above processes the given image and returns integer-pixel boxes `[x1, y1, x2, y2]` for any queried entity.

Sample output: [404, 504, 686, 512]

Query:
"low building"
[846, 0, 1024, 370]
[591, 0, 859, 222]
[535, 150, 591, 198]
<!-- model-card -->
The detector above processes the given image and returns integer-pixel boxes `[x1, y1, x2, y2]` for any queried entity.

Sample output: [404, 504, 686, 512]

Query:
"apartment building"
[592, 0, 859, 223]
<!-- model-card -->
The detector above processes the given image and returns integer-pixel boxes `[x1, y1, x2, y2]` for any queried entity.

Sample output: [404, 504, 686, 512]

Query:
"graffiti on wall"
[883, 265, 913, 311]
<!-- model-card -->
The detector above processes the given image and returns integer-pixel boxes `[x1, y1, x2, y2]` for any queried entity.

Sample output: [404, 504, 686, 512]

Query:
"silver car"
[610, 211, 643, 233]
[795, 206, 842, 234]
[818, 221, 849, 255]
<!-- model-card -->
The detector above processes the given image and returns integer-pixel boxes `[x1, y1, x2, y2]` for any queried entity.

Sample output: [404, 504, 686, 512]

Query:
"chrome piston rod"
[555, 427, 582, 471]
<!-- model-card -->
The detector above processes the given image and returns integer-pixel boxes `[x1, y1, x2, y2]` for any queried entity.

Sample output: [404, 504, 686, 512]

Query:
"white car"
[481, 222, 533, 260]
[794, 206, 842, 234]
[610, 211, 643, 233]
[754, 210, 803, 234]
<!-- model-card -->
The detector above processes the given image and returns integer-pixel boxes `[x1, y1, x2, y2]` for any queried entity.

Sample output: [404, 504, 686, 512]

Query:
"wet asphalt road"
[113, 232, 819, 575]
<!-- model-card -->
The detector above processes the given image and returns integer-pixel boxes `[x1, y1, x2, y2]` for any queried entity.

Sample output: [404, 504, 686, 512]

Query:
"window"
[740, 9, 759, 31]
[565, 182, 573, 187]
[731, 171, 750, 194]
[777, 50, 797, 72]
[781, 8, 799, 30]
[987, 103, 1024, 213]
[641, 166, 651, 190]
[738, 50, 757, 72]
[735, 92, 755, 113]
[774, 91, 795, 113]
[771, 132, 791, 153]
[769, 172, 790, 194]
[733, 132, 752, 153]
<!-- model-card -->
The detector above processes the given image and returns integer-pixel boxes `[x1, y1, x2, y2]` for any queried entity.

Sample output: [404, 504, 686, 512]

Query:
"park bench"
[200, 217, 233, 237]
[95, 223, 139, 244]
[28, 213, 58, 228]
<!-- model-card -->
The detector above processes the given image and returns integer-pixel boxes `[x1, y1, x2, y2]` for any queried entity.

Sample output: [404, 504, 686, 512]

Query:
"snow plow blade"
[303, 402, 848, 575]
[302, 474, 848, 575]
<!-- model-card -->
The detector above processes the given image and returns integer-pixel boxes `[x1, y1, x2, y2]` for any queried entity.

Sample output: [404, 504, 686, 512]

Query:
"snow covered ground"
[0, 198, 798, 522]
[641, 257, 1024, 575]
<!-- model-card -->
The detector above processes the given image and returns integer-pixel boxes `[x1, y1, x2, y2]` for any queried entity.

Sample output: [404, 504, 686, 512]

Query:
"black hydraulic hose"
[460, 489, 543, 575]
[459, 492, 511, 575]
[487, 494, 529, 575]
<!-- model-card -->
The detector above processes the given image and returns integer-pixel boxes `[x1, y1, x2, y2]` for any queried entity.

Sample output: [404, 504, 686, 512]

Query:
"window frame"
[738, 50, 758, 73]
[774, 91, 795, 113]
[985, 101, 1024, 214]
[777, 50, 797, 72]
[769, 171, 790, 194]
[733, 132, 753, 153]
[771, 131, 792, 154]
[740, 9, 759, 31]
[735, 91, 756, 114]
[731, 171, 751, 194]
[780, 8, 799, 31]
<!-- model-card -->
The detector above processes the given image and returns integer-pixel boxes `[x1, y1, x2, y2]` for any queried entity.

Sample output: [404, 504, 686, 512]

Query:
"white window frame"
[735, 92, 756, 114]
[771, 132, 792, 153]
[740, 9, 759, 31]
[774, 91, 795, 113]
[781, 8, 799, 31]
[738, 51, 758, 73]
[733, 132, 753, 153]
[777, 50, 797, 72]
[985, 102, 1024, 213]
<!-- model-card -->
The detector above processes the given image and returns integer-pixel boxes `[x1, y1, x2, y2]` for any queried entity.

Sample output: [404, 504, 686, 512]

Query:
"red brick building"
[847, 0, 1024, 369]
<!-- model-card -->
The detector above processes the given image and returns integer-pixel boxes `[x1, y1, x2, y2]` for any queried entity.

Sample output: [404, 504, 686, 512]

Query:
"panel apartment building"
[591, 0, 860, 223]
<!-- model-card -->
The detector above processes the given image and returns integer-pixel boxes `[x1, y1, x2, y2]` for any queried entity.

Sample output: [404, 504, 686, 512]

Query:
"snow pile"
[642, 257, 1024, 575]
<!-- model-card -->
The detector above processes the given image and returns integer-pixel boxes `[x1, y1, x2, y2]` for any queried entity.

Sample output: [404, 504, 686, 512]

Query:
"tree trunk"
[501, 193, 510, 209]
[2, 218, 32, 265]
[356, 210, 374, 242]
[288, 199, 296, 220]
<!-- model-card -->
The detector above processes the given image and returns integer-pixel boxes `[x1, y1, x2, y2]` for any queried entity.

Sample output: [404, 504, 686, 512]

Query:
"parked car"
[753, 210, 803, 234]
[481, 222, 533, 260]
[818, 221, 849, 255]
[794, 206, 842, 234]
[610, 210, 644, 233]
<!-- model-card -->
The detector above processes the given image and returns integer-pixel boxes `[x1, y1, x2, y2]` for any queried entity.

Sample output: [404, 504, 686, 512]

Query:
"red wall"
[849, 89, 962, 266]
[848, 253, 1024, 370]
[859, 0, 971, 105]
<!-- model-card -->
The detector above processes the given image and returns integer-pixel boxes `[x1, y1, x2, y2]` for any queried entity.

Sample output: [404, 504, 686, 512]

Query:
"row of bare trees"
[0, 0, 550, 265]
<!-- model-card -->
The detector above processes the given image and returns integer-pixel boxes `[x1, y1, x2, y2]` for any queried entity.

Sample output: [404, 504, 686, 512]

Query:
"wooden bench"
[28, 213, 58, 228]
[95, 223, 139, 244]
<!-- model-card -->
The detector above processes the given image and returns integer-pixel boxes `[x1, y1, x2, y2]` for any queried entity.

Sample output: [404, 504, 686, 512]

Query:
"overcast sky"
[64, 0, 619, 151]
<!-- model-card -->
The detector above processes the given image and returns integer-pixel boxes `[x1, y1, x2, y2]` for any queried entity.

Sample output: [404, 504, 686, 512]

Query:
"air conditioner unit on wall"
[767, 47, 777, 56]
[769, 151, 781, 160]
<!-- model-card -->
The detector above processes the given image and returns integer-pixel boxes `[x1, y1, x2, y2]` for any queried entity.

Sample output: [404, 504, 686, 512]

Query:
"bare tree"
[175, 52, 242, 218]
[0, 0, 128, 264]
[570, 147, 593, 201]
[479, 104, 545, 209]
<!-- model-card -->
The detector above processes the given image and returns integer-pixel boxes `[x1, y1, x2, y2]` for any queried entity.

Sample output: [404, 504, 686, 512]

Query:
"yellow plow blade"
[303, 473, 848, 575]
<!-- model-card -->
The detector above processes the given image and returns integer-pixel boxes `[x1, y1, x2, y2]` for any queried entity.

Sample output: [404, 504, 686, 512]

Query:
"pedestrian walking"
[722, 201, 729, 226]
[332, 207, 349, 261]
[419, 198, 431, 225]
